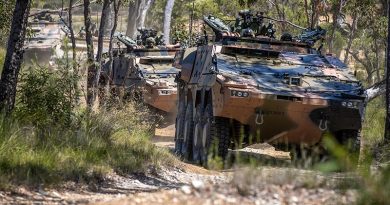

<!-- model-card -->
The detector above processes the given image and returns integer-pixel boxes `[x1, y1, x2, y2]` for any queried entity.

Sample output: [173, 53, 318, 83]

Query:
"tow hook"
[255, 110, 264, 125]
[319, 119, 328, 131]
[318, 113, 329, 131]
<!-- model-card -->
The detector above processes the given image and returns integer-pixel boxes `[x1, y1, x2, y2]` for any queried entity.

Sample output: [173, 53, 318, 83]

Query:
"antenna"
[189, 0, 195, 46]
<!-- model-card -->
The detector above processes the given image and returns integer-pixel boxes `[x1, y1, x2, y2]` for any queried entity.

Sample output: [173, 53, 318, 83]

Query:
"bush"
[16, 66, 75, 129]
[0, 62, 175, 188]
[0, 104, 174, 188]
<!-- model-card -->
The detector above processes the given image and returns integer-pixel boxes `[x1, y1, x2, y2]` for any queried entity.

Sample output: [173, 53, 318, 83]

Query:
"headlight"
[341, 101, 360, 109]
[231, 90, 249, 98]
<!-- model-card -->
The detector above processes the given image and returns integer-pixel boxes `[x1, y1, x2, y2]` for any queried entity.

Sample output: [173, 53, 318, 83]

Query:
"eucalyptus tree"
[83, 0, 96, 107]
[0, 0, 31, 113]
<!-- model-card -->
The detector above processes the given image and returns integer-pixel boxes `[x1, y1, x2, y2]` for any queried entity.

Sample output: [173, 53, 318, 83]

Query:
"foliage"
[0, 48, 5, 73]
[0, 0, 15, 46]
[0, 103, 174, 188]
[15, 66, 75, 129]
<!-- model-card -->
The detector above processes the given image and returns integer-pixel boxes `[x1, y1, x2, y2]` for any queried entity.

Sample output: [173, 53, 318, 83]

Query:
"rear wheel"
[182, 102, 194, 161]
[192, 105, 204, 163]
[174, 95, 186, 156]
[174, 111, 184, 155]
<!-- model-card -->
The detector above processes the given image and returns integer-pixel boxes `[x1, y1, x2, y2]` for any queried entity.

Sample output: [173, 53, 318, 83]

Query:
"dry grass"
[0, 104, 175, 189]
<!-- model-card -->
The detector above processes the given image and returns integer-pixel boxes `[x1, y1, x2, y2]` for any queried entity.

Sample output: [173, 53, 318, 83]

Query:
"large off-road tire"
[192, 105, 204, 163]
[182, 102, 194, 161]
[199, 103, 213, 164]
[174, 100, 185, 155]
[338, 130, 361, 155]
[210, 116, 231, 161]
[199, 103, 230, 166]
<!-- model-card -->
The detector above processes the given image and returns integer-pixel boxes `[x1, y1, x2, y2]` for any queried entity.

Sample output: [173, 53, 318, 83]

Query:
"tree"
[139, 0, 154, 28]
[68, 0, 77, 70]
[96, 0, 112, 106]
[328, 0, 345, 54]
[105, 0, 122, 102]
[163, 0, 175, 44]
[126, 0, 154, 38]
[384, 0, 390, 146]
[0, 0, 15, 46]
[0, 0, 31, 113]
[83, 0, 96, 107]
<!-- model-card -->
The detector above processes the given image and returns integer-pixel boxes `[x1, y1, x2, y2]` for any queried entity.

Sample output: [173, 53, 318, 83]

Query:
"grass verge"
[0, 104, 175, 189]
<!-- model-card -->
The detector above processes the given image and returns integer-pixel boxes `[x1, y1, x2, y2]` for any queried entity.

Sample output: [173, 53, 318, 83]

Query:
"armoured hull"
[107, 47, 180, 115]
[174, 16, 365, 163]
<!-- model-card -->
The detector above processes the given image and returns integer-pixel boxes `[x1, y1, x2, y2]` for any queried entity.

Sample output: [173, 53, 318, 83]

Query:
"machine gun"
[295, 27, 327, 46]
[234, 10, 276, 38]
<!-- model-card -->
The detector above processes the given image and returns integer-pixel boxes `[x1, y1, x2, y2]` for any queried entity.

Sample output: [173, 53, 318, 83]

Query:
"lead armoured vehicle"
[103, 29, 181, 121]
[174, 11, 366, 163]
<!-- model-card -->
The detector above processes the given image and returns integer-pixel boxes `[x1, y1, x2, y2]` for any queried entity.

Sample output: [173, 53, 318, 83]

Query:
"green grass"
[0, 105, 175, 189]
[0, 47, 5, 73]
[362, 97, 386, 146]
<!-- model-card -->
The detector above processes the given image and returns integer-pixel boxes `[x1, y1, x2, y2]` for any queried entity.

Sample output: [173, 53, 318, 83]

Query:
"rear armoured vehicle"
[174, 11, 366, 163]
[24, 13, 64, 65]
[103, 29, 181, 122]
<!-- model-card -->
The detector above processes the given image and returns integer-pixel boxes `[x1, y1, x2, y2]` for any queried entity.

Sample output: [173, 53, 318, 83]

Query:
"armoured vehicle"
[174, 10, 366, 163]
[103, 29, 181, 121]
[24, 14, 64, 65]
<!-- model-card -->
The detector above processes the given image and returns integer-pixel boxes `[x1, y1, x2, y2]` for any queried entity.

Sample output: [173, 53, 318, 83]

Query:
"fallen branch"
[365, 80, 385, 102]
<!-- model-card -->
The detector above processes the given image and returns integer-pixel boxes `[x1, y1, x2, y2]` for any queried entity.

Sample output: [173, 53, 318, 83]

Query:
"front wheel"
[196, 103, 230, 166]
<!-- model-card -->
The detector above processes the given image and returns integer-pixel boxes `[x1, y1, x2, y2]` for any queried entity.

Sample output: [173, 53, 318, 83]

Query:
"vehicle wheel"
[340, 130, 361, 154]
[174, 101, 185, 155]
[211, 116, 231, 161]
[199, 103, 213, 164]
[338, 130, 361, 167]
[192, 105, 204, 163]
[174, 86, 186, 154]
[182, 102, 194, 161]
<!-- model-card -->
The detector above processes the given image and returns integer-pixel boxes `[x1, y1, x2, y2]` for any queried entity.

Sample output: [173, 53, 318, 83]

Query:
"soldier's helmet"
[242, 28, 255, 37]
[146, 37, 156, 48]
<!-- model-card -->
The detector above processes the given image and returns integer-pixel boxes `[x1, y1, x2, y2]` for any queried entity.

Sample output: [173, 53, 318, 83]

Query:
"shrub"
[0, 104, 174, 188]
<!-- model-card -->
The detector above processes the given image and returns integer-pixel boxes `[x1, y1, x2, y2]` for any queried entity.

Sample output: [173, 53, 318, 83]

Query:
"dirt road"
[0, 125, 358, 205]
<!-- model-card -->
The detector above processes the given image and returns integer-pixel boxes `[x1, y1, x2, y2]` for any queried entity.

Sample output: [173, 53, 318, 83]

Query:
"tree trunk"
[0, 0, 31, 113]
[304, 0, 310, 28]
[310, 0, 320, 29]
[96, 0, 110, 65]
[328, 0, 343, 54]
[126, 0, 143, 38]
[84, 0, 96, 107]
[106, 0, 121, 103]
[343, 13, 358, 64]
[384, 0, 390, 144]
[96, 0, 111, 106]
[163, 0, 175, 44]
[138, 0, 154, 28]
[68, 0, 77, 70]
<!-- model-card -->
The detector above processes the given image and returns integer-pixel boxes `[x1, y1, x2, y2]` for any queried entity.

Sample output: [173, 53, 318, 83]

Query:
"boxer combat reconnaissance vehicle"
[103, 29, 181, 122]
[174, 11, 366, 163]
